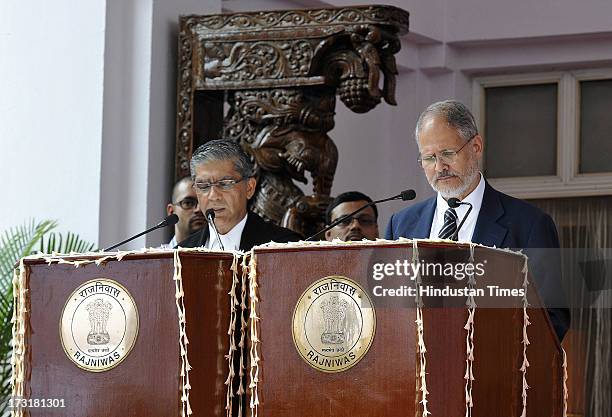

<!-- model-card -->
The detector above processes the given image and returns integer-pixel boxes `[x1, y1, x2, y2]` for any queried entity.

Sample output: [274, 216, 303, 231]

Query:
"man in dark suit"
[385, 100, 569, 340]
[178, 139, 301, 251]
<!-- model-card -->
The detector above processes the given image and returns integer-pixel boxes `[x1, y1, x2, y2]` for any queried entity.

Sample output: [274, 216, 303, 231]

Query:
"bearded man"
[385, 100, 569, 341]
[163, 177, 206, 248]
[325, 191, 379, 242]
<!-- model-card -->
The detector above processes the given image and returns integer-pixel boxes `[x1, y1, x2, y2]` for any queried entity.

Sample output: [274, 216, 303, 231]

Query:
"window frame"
[472, 69, 612, 199]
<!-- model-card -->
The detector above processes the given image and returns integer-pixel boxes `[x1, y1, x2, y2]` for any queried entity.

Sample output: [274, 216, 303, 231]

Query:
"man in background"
[325, 191, 379, 241]
[163, 177, 206, 248]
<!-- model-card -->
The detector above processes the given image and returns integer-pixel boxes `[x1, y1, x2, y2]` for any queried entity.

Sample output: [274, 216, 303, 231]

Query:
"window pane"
[579, 79, 612, 173]
[484, 83, 557, 178]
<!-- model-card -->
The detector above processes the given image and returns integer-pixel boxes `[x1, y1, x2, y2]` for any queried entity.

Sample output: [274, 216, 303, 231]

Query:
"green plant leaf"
[0, 219, 95, 414]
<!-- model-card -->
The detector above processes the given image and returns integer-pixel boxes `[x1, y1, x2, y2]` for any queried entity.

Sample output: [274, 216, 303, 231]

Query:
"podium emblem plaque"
[292, 276, 376, 373]
[60, 279, 139, 372]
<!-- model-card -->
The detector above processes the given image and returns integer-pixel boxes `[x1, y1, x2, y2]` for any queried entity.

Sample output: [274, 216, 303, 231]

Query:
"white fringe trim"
[519, 257, 530, 417]
[562, 348, 568, 417]
[11, 260, 27, 417]
[225, 254, 241, 417]
[248, 251, 260, 417]
[173, 250, 193, 416]
[464, 244, 477, 417]
[237, 254, 250, 417]
[412, 241, 430, 417]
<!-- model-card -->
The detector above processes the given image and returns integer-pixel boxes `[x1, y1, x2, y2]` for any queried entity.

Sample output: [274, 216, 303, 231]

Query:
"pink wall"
[446, 0, 612, 42]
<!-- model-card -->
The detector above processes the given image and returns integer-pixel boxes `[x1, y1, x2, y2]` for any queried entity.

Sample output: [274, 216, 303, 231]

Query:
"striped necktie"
[438, 207, 458, 240]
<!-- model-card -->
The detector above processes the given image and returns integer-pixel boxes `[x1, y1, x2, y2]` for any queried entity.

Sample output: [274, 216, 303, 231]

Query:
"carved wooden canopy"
[175, 5, 409, 237]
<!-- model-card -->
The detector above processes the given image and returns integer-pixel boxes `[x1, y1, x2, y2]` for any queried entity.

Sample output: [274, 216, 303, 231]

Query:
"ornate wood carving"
[175, 5, 409, 237]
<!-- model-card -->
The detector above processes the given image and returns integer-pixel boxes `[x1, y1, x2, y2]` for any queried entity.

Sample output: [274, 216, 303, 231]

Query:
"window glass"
[579, 79, 612, 173]
[484, 83, 558, 178]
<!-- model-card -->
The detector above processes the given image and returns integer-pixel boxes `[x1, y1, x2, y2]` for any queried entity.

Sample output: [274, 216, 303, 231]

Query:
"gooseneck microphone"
[447, 198, 473, 241]
[103, 214, 179, 252]
[306, 189, 417, 241]
[205, 209, 225, 251]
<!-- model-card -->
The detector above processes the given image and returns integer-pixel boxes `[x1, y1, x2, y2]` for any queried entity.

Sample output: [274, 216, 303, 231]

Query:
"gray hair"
[415, 100, 479, 142]
[190, 139, 254, 179]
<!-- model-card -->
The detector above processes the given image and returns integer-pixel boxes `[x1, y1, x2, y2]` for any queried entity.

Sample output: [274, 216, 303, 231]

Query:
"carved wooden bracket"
[175, 5, 409, 237]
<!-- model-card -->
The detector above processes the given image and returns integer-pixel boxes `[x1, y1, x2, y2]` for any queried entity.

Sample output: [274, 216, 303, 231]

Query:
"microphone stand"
[205, 209, 225, 251]
[449, 200, 473, 241]
[104, 214, 179, 251]
[306, 190, 416, 241]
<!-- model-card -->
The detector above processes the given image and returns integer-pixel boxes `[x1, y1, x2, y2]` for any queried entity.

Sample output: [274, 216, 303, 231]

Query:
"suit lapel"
[471, 182, 507, 247]
[410, 197, 436, 239]
[239, 212, 257, 252]
[197, 226, 210, 247]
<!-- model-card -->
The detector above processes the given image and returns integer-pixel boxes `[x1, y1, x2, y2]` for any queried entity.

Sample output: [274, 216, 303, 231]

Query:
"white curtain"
[531, 196, 611, 417]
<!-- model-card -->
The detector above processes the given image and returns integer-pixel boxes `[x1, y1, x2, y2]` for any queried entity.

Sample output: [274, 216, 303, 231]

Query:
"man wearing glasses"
[178, 139, 301, 250]
[163, 177, 206, 248]
[385, 100, 569, 340]
[325, 191, 379, 241]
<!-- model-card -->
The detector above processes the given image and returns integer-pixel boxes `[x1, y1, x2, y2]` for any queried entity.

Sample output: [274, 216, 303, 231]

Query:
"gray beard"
[431, 163, 480, 199]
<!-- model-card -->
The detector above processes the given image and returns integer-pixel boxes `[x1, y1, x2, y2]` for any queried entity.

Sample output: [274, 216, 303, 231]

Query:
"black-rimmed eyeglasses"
[173, 197, 199, 210]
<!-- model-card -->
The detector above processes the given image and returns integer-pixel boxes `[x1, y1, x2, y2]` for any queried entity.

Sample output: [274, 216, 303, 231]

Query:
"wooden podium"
[12, 242, 565, 417]
[246, 241, 565, 417]
[13, 250, 238, 417]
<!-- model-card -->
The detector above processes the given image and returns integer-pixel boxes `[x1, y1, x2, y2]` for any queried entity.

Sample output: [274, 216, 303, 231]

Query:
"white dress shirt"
[206, 214, 248, 251]
[429, 173, 485, 242]
[159, 235, 177, 249]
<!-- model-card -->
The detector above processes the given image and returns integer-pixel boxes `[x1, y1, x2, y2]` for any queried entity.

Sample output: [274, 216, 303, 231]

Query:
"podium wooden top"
[18, 240, 526, 268]
[19, 247, 237, 266]
[251, 238, 526, 258]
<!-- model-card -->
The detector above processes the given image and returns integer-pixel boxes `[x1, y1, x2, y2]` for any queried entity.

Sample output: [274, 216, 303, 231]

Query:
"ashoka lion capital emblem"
[60, 279, 139, 372]
[292, 276, 376, 373]
[320, 295, 349, 345]
[86, 298, 113, 345]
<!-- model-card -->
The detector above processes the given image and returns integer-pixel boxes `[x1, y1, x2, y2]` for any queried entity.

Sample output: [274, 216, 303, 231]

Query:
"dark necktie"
[438, 208, 458, 240]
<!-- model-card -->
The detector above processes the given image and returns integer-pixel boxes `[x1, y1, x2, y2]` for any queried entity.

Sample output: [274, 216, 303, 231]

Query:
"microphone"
[306, 189, 417, 241]
[447, 198, 473, 241]
[205, 209, 225, 251]
[104, 214, 178, 251]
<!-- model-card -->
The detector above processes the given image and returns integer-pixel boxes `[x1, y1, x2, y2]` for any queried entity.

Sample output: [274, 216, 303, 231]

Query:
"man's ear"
[325, 229, 332, 241]
[246, 177, 257, 200]
[472, 134, 484, 156]
[167, 203, 174, 216]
